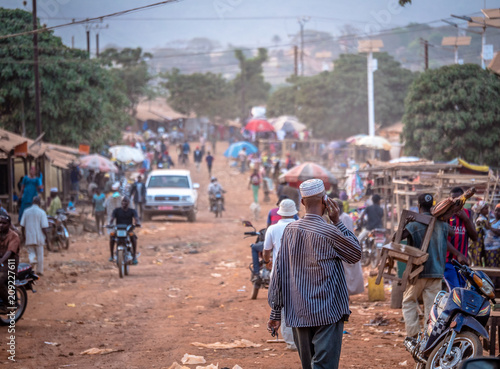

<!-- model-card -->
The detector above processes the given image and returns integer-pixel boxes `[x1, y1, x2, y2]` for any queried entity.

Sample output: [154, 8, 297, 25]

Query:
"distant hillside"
[146, 23, 500, 84]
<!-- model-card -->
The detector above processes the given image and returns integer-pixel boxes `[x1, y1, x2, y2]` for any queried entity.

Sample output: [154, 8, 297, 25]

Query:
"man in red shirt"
[444, 187, 478, 290]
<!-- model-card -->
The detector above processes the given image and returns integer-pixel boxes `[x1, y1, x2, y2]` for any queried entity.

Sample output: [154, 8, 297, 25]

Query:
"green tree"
[402, 64, 500, 166]
[233, 48, 271, 118]
[0, 8, 131, 150]
[161, 68, 236, 121]
[100, 47, 153, 114]
[266, 52, 415, 138]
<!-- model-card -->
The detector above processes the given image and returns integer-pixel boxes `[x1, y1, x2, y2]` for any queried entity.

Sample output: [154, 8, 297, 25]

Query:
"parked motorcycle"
[360, 228, 388, 269]
[404, 260, 496, 369]
[210, 192, 223, 218]
[106, 224, 141, 278]
[0, 263, 39, 325]
[47, 209, 70, 251]
[243, 221, 270, 300]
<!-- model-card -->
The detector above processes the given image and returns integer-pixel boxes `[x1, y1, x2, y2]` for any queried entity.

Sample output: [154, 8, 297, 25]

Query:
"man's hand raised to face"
[326, 197, 340, 224]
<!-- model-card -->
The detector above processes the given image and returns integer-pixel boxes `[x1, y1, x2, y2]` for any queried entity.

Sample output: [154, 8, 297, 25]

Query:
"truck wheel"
[187, 210, 196, 222]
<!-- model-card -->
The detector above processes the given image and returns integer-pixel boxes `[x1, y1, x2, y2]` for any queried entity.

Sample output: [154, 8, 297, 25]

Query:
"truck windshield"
[147, 175, 190, 188]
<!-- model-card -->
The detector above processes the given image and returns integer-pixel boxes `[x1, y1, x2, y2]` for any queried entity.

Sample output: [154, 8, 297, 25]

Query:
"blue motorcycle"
[405, 260, 496, 369]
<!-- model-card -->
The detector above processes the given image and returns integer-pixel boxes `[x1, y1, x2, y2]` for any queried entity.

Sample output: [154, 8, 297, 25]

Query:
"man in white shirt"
[20, 196, 50, 276]
[263, 199, 298, 350]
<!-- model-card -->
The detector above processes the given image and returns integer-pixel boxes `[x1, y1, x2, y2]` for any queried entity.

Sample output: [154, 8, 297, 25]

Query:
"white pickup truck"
[143, 169, 199, 222]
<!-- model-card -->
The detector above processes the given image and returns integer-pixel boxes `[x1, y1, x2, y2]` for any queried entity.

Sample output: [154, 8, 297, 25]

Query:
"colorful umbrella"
[280, 162, 337, 189]
[355, 136, 392, 150]
[345, 134, 368, 144]
[109, 145, 145, 163]
[122, 131, 143, 143]
[79, 154, 118, 173]
[224, 141, 258, 158]
[270, 116, 306, 133]
[245, 119, 275, 133]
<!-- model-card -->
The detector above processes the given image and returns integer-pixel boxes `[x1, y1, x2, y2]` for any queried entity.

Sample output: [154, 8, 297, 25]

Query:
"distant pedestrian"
[205, 151, 214, 177]
[92, 188, 106, 235]
[193, 147, 203, 172]
[238, 147, 247, 173]
[19, 166, 43, 222]
[20, 197, 50, 276]
[249, 169, 261, 204]
[130, 176, 146, 220]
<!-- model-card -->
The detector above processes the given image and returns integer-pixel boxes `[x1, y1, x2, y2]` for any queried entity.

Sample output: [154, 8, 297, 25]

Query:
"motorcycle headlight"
[181, 195, 192, 202]
[480, 279, 495, 297]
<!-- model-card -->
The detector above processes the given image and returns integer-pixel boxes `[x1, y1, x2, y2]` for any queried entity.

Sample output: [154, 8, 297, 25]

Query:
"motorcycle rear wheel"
[117, 250, 125, 278]
[361, 240, 373, 267]
[0, 286, 28, 325]
[425, 331, 482, 369]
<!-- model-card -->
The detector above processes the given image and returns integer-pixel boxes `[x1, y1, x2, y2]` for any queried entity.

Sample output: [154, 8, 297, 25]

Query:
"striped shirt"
[268, 213, 361, 327]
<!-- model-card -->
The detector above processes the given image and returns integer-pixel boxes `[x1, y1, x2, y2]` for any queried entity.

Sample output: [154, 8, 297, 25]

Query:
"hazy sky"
[1, 0, 492, 51]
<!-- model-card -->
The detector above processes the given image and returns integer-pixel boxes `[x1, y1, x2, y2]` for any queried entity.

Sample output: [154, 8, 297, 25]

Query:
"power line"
[0, 0, 182, 40]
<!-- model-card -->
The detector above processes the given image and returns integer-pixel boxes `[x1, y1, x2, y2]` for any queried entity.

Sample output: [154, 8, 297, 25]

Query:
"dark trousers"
[292, 321, 344, 369]
[251, 242, 263, 274]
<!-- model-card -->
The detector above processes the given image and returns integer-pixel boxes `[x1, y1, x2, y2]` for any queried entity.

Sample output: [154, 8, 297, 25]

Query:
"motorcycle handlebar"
[244, 232, 258, 236]
[451, 259, 462, 268]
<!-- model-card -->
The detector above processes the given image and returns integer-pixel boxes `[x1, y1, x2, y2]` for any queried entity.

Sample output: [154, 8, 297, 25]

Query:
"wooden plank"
[420, 216, 436, 253]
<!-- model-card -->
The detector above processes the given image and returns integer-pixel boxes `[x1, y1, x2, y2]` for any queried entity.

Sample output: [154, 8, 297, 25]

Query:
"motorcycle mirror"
[242, 221, 253, 227]
[460, 357, 500, 369]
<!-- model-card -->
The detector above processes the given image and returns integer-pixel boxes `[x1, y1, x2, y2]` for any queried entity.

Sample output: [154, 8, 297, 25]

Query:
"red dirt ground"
[0, 142, 415, 369]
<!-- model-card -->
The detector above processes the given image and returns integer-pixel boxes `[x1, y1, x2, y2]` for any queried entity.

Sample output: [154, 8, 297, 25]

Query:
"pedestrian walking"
[470, 201, 489, 266]
[205, 151, 214, 177]
[193, 146, 203, 172]
[18, 166, 43, 222]
[238, 147, 247, 173]
[249, 169, 261, 204]
[267, 179, 361, 369]
[92, 188, 106, 235]
[130, 176, 146, 220]
[104, 183, 122, 234]
[262, 199, 298, 351]
[20, 196, 50, 276]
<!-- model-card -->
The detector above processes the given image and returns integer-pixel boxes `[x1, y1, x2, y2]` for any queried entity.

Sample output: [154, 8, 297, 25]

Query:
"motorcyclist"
[108, 196, 141, 264]
[208, 177, 225, 211]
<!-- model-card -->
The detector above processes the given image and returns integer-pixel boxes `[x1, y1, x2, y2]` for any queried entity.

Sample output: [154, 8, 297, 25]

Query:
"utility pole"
[71, 35, 74, 49]
[86, 29, 90, 57]
[424, 40, 429, 70]
[96, 33, 99, 57]
[32, 0, 42, 137]
[294, 45, 298, 76]
[298, 16, 309, 76]
[358, 40, 383, 137]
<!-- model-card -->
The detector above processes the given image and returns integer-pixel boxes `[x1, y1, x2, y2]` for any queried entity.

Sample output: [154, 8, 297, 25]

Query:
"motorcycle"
[210, 192, 223, 218]
[243, 221, 270, 300]
[0, 263, 39, 325]
[404, 259, 496, 369]
[360, 228, 388, 269]
[47, 209, 70, 251]
[106, 224, 141, 278]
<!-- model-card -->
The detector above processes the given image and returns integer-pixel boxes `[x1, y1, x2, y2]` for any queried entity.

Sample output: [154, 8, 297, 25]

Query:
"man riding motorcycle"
[208, 177, 225, 211]
[109, 196, 140, 264]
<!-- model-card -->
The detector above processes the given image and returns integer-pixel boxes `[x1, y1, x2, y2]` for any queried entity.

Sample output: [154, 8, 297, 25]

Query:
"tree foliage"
[267, 52, 416, 138]
[0, 8, 132, 150]
[233, 48, 271, 117]
[161, 68, 236, 121]
[402, 64, 500, 166]
[99, 47, 153, 114]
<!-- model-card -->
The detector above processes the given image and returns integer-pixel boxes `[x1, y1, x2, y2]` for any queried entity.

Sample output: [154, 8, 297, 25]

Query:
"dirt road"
[1, 143, 413, 368]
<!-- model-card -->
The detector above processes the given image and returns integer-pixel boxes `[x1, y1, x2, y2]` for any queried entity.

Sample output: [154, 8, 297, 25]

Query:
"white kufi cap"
[299, 179, 325, 198]
[50, 187, 58, 192]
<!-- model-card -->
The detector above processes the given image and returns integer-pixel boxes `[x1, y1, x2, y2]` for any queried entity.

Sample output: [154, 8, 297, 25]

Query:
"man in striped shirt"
[267, 179, 361, 369]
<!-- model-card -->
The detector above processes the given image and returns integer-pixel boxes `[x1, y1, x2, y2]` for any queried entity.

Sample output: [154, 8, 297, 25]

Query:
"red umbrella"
[245, 119, 275, 132]
[280, 162, 337, 190]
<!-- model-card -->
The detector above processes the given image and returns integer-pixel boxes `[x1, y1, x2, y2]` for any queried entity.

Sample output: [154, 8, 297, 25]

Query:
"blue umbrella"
[224, 141, 258, 158]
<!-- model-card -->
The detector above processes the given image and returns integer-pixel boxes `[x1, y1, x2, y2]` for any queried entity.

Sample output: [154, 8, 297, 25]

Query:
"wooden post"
[391, 170, 396, 231]
[7, 153, 13, 213]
